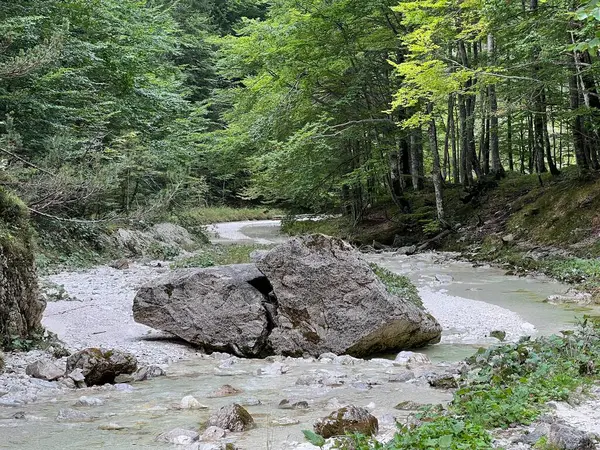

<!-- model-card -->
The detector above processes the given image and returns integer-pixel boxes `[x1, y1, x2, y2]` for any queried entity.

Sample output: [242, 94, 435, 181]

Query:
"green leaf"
[302, 430, 325, 447]
[438, 434, 454, 447]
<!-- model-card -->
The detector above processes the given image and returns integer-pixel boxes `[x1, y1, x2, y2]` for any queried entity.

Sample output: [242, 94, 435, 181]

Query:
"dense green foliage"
[369, 263, 423, 307]
[1, 0, 600, 232]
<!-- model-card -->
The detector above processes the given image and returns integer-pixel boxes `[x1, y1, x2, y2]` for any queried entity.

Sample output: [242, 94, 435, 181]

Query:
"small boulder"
[26, 360, 64, 381]
[133, 365, 166, 382]
[207, 384, 242, 398]
[180, 395, 208, 410]
[434, 274, 453, 283]
[156, 428, 199, 445]
[56, 408, 93, 422]
[206, 404, 255, 432]
[109, 258, 130, 270]
[200, 426, 227, 442]
[314, 405, 378, 439]
[547, 423, 596, 450]
[427, 373, 458, 389]
[75, 396, 104, 407]
[66, 348, 137, 386]
[394, 351, 431, 366]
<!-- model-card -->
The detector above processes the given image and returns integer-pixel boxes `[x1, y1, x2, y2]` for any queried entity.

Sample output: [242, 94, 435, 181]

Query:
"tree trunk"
[410, 129, 423, 190]
[569, 74, 589, 172]
[507, 112, 514, 171]
[427, 103, 444, 221]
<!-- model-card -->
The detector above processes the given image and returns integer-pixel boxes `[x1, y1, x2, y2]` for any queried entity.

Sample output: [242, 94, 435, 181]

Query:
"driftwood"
[417, 229, 453, 252]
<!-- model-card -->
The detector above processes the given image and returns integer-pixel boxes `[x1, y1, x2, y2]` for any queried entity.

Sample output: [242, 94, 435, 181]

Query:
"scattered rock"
[546, 289, 593, 306]
[394, 400, 424, 410]
[502, 234, 515, 244]
[98, 423, 127, 430]
[240, 397, 261, 406]
[114, 374, 134, 383]
[394, 351, 431, 366]
[490, 330, 507, 341]
[132, 365, 166, 381]
[25, 360, 64, 381]
[388, 371, 415, 383]
[272, 417, 300, 426]
[200, 426, 227, 442]
[156, 428, 199, 445]
[39, 280, 79, 302]
[547, 422, 596, 450]
[66, 348, 137, 386]
[68, 368, 86, 388]
[278, 399, 309, 410]
[108, 259, 130, 270]
[56, 408, 93, 422]
[180, 395, 208, 410]
[206, 404, 255, 432]
[314, 405, 378, 439]
[434, 274, 454, 283]
[207, 384, 242, 398]
[427, 373, 458, 389]
[257, 362, 289, 376]
[395, 245, 417, 256]
[75, 396, 105, 407]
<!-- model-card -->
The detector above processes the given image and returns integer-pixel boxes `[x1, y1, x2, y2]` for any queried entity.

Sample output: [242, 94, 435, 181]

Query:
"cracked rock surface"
[133, 235, 442, 357]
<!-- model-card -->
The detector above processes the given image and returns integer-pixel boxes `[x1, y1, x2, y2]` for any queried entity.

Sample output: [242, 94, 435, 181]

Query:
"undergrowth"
[306, 318, 600, 449]
[369, 263, 423, 307]
[171, 243, 274, 268]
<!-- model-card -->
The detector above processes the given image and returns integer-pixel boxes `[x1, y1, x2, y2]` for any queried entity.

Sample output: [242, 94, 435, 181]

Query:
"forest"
[2, 0, 600, 230]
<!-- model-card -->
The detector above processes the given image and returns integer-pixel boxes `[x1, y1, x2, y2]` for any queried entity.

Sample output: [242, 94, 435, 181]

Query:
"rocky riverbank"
[2, 221, 600, 449]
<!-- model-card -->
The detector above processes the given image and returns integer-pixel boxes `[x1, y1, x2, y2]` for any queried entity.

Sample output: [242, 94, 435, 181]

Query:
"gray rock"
[548, 423, 596, 450]
[240, 397, 262, 406]
[257, 235, 441, 357]
[278, 399, 309, 410]
[66, 348, 137, 386]
[395, 245, 417, 256]
[108, 258, 130, 270]
[156, 428, 199, 445]
[434, 273, 454, 283]
[133, 365, 166, 381]
[75, 396, 104, 407]
[200, 426, 227, 442]
[180, 395, 208, 410]
[114, 383, 134, 392]
[388, 370, 415, 383]
[56, 408, 93, 422]
[394, 351, 431, 366]
[133, 264, 272, 357]
[314, 405, 378, 438]
[206, 404, 255, 432]
[25, 360, 64, 381]
[207, 384, 242, 398]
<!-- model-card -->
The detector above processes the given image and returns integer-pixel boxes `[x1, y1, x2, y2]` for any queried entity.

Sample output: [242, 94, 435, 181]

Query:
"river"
[0, 220, 595, 449]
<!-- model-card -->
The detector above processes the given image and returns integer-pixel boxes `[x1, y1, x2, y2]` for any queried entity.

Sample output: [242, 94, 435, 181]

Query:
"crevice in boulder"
[247, 276, 274, 297]
[247, 276, 280, 357]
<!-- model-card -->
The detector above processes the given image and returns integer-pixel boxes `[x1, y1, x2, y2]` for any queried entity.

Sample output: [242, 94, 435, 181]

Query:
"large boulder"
[66, 348, 137, 386]
[0, 189, 45, 347]
[257, 235, 441, 356]
[133, 264, 272, 357]
[132, 235, 441, 357]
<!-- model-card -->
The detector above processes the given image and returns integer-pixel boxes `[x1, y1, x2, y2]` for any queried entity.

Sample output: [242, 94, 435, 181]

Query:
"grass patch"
[369, 263, 423, 307]
[171, 243, 274, 268]
[327, 319, 600, 449]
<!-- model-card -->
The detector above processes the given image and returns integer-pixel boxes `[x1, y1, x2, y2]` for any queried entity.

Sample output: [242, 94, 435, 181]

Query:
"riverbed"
[0, 220, 595, 449]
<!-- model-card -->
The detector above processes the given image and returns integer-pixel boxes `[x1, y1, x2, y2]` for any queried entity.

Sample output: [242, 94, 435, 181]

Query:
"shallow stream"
[1, 220, 596, 449]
